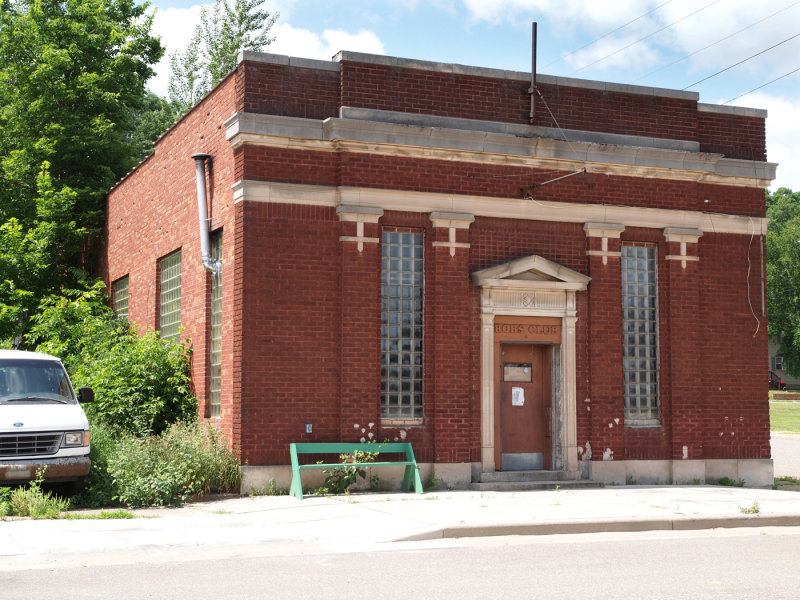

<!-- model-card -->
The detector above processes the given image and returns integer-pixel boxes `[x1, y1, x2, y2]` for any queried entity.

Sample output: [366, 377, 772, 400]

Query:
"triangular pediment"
[472, 255, 590, 290]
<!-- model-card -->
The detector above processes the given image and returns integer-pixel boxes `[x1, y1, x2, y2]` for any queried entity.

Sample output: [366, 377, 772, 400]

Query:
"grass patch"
[776, 476, 800, 485]
[61, 510, 137, 520]
[769, 401, 800, 433]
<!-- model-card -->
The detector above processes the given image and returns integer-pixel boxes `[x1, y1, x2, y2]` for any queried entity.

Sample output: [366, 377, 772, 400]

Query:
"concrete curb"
[395, 514, 800, 541]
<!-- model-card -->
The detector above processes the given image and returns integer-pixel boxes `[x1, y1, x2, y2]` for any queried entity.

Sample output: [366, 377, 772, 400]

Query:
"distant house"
[769, 337, 800, 389]
[101, 50, 777, 490]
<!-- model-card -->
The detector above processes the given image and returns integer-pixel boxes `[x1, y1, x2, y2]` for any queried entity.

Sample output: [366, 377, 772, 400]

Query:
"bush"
[105, 422, 241, 508]
[71, 420, 120, 508]
[28, 283, 197, 436]
[0, 470, 70, 519]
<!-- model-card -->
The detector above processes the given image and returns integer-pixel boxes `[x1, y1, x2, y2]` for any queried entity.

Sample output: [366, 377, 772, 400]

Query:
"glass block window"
[621, 244, 659, 423]
[112, 276, 129, 319]
[381, 230, 424, 419]
[159, 250, 182, 343]
[209, 232, 222, 418]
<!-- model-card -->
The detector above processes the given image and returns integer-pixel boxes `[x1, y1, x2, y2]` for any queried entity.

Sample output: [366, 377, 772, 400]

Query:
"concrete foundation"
[590, 459, 774, 488]
[240, 462, 473, 495]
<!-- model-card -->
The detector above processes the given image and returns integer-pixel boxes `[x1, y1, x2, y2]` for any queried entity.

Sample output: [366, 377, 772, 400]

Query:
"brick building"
[102, 51, 776, 490]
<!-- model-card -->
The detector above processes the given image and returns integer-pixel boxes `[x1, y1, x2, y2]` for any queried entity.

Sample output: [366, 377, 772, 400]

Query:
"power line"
[682, 31, 800, 90]
[570, 0, 722, 75]
[544, 1, 672, 69]
[725, 65, 800, 104]
[630, 1, 800, 84]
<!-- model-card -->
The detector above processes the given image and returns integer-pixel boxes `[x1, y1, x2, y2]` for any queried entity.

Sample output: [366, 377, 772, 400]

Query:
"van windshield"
[0, 359, 76, 405]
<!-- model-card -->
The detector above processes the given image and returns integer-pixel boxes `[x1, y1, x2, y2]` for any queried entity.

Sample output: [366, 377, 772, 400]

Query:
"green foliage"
[767, 188, 800, 377]
[1, 469, 70, 519]
[168, 0, 278, 112]
[28, 284, 197, 436]
[62, 510, 136, 520]
[71, 420, 121, 508]
[248, 478, 288, 496]
[0, 0, 163, 340]
[127, 92, 182, 163]
[716, 477, 745, 487]
[739, 500, 760, 514]
[424, 469, 442, 492]
[319, 448, 378, 495]
[106, 422, 242, 508]
[0, 165, 89, 341]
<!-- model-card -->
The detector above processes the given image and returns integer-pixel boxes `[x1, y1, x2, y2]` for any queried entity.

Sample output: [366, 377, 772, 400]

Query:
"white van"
[0, 350, 93, 492]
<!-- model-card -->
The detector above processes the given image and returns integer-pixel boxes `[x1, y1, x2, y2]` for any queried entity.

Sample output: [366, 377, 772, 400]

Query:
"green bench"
[289, 442, 423, 499]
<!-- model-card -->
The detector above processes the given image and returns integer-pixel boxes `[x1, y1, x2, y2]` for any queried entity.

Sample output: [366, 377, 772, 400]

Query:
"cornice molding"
[225, 112, 776, 188]
[231, 180, 768, 236]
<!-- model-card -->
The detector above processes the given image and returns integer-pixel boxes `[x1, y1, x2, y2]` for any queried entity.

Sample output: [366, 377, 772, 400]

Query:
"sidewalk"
[2, 485, 800, 568]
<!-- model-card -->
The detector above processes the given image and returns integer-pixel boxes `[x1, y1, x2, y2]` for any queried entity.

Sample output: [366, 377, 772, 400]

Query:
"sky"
[148, 0, 800, 191]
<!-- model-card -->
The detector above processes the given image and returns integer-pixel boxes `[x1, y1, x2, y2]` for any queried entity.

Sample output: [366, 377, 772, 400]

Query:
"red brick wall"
[699, 232, 770, 459]
[535, 83, 697, 142]
[236, 202, 342, 465]
[334, 58, 765, 159]
[698, 112, 767, 161]
[237, 61, 339, 119]
[103, 72, 240, 449]
[101, 54, 771, 469]
[237, 147, 765, 218]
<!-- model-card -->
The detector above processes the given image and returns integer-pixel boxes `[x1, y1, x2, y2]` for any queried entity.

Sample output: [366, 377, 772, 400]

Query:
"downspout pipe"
[192, 153, 221, 274]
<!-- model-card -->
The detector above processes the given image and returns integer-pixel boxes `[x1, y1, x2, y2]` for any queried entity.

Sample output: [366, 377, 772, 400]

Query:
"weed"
[320, 448, 378, 495]
[107, 422, 241, 508]
[2, 469, 70, 519]
[249, 478, 288, 497]
[626, 476, 637, 485]
[739, 501, 760, 514]
[717, 477, 745, 487]
[424, 469, 442, 492]
[369, 474, 382, 492]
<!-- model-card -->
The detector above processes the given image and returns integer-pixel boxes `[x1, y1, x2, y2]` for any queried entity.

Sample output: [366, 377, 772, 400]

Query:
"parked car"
[769, 370, 787, 391]
[0, 350, 93, 492]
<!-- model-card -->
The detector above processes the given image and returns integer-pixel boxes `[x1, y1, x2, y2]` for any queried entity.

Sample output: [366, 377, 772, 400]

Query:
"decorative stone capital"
[584, 222, 625, 265]
[337, 205, 383, 252]
[663, 227, 702, 269]
[430, 211, 473, 256]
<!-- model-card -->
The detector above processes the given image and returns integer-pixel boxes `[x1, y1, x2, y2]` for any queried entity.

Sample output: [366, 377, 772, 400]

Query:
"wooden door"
[500, 343, 551, 470]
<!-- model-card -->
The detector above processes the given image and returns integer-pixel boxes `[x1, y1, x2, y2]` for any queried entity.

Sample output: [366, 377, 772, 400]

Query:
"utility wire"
[725, 65, 800, 104]
[630, 1, 800, 84]
[544, 1, 672, 69]
[682, 31, 800, 90]
[570, 0, 722, 75]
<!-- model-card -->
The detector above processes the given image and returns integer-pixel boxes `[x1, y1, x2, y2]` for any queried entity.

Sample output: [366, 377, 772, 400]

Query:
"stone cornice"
[225, 112, 776, 188]
[231, 180, 768, 236]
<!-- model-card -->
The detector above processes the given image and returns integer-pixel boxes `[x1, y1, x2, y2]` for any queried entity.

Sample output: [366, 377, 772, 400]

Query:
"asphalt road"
[4, 527, 800, 599]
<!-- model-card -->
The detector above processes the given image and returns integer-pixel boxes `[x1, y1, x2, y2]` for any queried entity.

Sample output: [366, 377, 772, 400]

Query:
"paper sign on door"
[512, 387, 525, 406]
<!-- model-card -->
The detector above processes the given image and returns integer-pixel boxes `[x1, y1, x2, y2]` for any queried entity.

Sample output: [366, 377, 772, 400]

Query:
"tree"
[128, 92, 182, 162]
[27, 282, 197, 436]
[0, 0, 162, 342]
[168, 0, 278, 113]
[766, 188, 800, 376]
